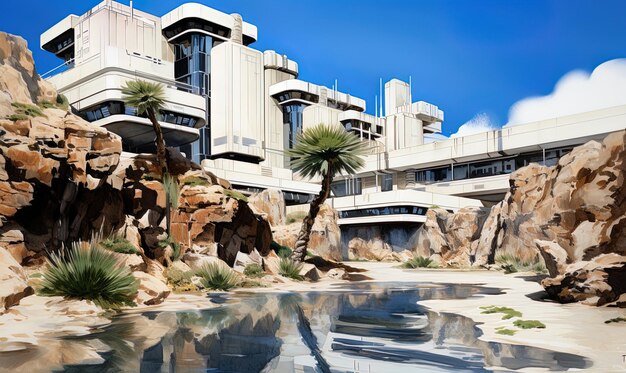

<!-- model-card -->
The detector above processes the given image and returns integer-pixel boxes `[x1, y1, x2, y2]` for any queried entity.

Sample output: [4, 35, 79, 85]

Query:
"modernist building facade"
[41, 1, 626, 243]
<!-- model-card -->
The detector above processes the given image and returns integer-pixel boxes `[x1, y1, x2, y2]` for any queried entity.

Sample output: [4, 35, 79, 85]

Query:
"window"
[339, 205, 428, 219]
[331, 178, 362, 197]
[380, 174, 393, 191]
[283, 103, 306, 148]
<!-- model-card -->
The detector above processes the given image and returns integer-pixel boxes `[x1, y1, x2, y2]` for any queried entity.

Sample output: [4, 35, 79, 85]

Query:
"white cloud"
[505, 58, 626, 126]
[451, 113, 497, 137]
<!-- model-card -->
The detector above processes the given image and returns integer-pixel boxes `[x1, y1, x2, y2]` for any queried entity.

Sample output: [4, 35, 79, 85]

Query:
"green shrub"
[56, 94, 69, 110]
[402, 256, 438, 269]
[286, 211, 307, 224]
[271, 241, 292, 258]
[163, 172, 180, 210]
[239, 279, 265, 288]
[195, 263, 238, 291]
[38, 100, 56, 109]
[158, 236, 181, 261]
[495, 327, 517, 336]
[480, 306, 522, 320]
[165, 267, 193, 287]
[99, 235, 139, 254]
[243, 263, 264, 278]
[429, 205, 441, 209]
[11, 102, 45, 118]
[495, 253, 547, 274]
[182, 176, 209, 187]
[223, 189, 248, 202]
[605, 316, 626, 324]
[513, 319, 546, 329]
[278, 258, 304, 281]
[39, 241, 138, 309]
[7, 114, 29, 121]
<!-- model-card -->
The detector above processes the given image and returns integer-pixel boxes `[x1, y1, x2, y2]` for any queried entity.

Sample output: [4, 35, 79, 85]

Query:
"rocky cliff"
[0, 32, 272, 308]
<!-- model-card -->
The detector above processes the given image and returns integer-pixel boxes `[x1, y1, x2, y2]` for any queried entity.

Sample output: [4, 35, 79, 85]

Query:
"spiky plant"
[287, 124, 368, 262]
[278, 258, 304, 281]
[402, 256, 438, 269]
[39, 240, 138, 309]
[121, 80, 167, 172]
[195, 263, 239, 291]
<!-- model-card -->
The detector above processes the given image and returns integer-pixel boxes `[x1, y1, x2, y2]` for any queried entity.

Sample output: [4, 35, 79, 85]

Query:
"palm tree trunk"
[290, 166, 333, 262]
[147, 109, 171, 235]
[147, 109, 168, 175]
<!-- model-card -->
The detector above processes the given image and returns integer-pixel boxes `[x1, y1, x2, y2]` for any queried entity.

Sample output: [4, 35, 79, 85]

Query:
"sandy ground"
[3, 262, 626, 372]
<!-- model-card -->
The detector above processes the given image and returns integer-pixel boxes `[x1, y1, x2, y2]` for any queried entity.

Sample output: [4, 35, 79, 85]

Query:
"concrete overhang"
[96, 115, 199, 148]
[161, 3, 257, 42]
[40, 14, 79, 51]
[263, 50, 298, 77]
[269, 79, 366, 111]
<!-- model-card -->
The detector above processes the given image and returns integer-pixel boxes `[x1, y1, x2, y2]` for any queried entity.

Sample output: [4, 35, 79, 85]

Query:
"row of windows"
[414, 147, 573, 184]
[274, 91, 319, 104]
[163, 18, 231, 40]
[78, 101, 199, 127]
[174, 34, 213, 96]
[339, 205, 429, 219]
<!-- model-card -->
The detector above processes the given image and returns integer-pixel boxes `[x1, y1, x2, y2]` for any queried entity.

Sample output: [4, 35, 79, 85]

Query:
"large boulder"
[348, 237, 395, 261]
[272, 204, 342, 261]
[414, 207, 490, 267]
[0, 247, 33, 309]
[248, 188, 286, 226]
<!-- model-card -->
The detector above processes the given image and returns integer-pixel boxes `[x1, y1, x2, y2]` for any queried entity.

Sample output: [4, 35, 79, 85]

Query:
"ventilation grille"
[261, 167, 273, 178]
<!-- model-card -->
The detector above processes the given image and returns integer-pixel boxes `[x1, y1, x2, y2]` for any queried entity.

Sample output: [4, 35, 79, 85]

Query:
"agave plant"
[39, 240, 138, 309]
[278, 258, 304, 281]
[195, 263, 239, 291]
[402, 256, 438, 269]
[286, 124, 368, 262]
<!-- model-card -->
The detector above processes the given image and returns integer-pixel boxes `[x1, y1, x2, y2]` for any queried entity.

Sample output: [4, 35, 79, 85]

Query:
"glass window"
[381, 174, 393, 191]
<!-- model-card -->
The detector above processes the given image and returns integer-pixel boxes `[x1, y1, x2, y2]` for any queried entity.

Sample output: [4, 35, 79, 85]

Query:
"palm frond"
[121, 80, 166, 115]
[286, 124, 368, 179]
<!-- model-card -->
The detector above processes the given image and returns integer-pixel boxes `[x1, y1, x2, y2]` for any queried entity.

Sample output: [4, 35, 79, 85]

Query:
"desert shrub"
[480, 306, 522, 320]
[513, 319, 546, 329]
[402, 256, 438, 269]
[158, 236, 181, 261]
[270, 241, 292, 258]
[165, 267, 193, 287]
[38, 100, 57, 109]
[99, 235, 139, 254]
[39, 241, 138, 309]
[11, 102, 45, 118]
[56, 94, 69, 109]
[605, 316, 626, 324]
[7, 114, 29, 121]
[495, 253, 547, 274]
[243, 263, 264, 278]
[429, 205, 441, 209]
[286, 211, 307, 224]
[239, 279, 265, 288]
[223, 189, 248, 202]
[495, 327, 517, 336]
[278, 258, 304, 281]
[195, 263, 238, 291]
[182, 176, 209, 187]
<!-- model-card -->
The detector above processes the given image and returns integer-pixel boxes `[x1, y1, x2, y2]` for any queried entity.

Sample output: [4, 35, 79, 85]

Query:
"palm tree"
[287, 124, 368, 262]
[121, 80, 174, 236]
[121, 80, 168, 174]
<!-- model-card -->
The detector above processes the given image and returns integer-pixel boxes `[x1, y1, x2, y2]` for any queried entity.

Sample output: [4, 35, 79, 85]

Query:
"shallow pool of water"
[57, 282, 589, 372]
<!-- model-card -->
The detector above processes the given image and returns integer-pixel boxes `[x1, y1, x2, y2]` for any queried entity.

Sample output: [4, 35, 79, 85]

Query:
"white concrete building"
[41, 1, 625, 252]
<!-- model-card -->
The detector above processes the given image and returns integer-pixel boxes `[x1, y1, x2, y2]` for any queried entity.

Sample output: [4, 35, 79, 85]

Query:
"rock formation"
[0, 32, 274, 309]
[413, 129, 626, 306]
[272, 203, 342, 261]
[414, 207, 490, 267]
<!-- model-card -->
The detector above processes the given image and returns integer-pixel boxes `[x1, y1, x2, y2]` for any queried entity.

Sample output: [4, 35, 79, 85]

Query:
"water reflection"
[52, 283, 590, 372]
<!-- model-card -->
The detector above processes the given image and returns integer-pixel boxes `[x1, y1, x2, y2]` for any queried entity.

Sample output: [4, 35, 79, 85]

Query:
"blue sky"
[2, 0, 626, 135]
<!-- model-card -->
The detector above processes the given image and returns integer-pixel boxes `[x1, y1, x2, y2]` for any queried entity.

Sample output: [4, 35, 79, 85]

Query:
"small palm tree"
[122, 80, 177, 238]
[121, 80, 167, 174]
[287, 124, 368, 262]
